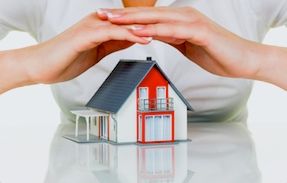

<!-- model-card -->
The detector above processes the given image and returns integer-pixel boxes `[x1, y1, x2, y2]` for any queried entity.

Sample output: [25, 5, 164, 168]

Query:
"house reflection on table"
[71, 142, 192, 183]
[45, 122, 261, 183]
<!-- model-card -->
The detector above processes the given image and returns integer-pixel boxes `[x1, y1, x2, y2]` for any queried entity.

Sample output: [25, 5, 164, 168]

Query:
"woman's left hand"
[97, 7, 264, 79]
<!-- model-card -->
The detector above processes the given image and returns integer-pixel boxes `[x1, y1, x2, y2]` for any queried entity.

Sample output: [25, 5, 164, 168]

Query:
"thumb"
[96, 40, 135, 61]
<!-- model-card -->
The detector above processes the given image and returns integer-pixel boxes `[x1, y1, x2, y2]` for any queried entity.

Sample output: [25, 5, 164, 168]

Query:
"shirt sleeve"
[250, 0, 287, 28]
[0, 23, 9, 40]
[0, 0, 46, 40]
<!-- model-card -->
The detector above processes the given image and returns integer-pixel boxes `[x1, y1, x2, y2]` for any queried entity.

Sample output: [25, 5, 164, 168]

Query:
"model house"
[65, 57, 193, 144]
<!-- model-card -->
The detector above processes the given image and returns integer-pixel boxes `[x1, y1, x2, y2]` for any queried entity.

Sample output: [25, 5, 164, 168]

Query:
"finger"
[59, 41, 135, 81]
[83, 24, 152, 47]
[153, 36, 186, 45]
[102, 25, 152, 44]
[128, 23, 207, 46]
[123, 24, 186, 44]
[152, 36, 187, 54]
[101, 7, 193, 24]
[96, 40, 135, 61]
[96, 9, 109, 20]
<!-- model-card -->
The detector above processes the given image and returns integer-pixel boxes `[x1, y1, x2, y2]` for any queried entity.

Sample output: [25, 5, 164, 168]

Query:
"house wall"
[116, 90, 137, 143]
[168, 85, 188, 140]
[109, 115, 117, 142]
[137, 67, 170, 143]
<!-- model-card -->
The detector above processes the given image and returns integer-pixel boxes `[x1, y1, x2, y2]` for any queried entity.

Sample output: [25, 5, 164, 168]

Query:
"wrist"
[253, 45, 287, 90]
[24, 35, 78, 84]
[0, 49, 35, 94]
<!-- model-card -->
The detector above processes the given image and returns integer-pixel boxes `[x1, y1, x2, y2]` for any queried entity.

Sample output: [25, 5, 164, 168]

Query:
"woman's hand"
[29, 13, 152, 83]
[25, 13, 151, 83]
[0, 13, 150, 93]
[98, 7, 287, 89]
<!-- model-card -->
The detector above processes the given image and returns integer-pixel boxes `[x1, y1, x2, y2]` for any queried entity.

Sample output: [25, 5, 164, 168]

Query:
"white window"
[146, 116, 154, 141]
[145, 115, 172, 142]
[163, 115, 171, 140]
[139, 87, 149, 110]
[157, 87, 166, 110]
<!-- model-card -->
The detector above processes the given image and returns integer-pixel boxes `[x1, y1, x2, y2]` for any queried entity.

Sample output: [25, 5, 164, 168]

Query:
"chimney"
[146, 57, 152, 61]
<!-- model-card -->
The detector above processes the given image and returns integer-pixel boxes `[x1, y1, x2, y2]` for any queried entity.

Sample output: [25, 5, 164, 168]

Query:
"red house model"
[66, 57, 193, 144]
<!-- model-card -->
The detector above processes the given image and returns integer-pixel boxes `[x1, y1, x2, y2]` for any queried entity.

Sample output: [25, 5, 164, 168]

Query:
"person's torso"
[37, 0, 265, 122]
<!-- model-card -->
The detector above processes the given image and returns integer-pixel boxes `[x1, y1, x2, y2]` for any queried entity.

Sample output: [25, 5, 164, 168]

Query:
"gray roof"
[86, 59, 193, 113]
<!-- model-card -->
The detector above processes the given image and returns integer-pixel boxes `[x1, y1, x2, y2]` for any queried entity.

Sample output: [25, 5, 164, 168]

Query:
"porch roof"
[71, 109, 109, 117]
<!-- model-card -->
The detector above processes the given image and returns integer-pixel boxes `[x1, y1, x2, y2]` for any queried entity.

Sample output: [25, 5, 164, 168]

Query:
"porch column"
[75, 115, 80, 137]
[85, 116, 90, 141]
[98, 116, 100, 139]
[107, 115, 110, 141]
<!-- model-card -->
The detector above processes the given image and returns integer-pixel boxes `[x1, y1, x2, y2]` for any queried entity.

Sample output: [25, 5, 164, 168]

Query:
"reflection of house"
[137, 145, 193, 183]
[46, 123, 261, 183]
[74, 143, 193, 183]
[137, 146, 175, 182]
[66, 57, 193, 144]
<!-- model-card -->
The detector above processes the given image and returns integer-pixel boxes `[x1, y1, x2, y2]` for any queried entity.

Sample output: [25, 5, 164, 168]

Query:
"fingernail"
[142, 37, 153, 42]
[96, 8, 109, 15]
[129, 25, 145, 31]
[107, 12, 122, 19]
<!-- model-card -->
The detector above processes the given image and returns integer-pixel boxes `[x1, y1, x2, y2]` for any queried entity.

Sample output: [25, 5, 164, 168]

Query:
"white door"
[139, 87, 149, 110]
[157, 87, 166, 110]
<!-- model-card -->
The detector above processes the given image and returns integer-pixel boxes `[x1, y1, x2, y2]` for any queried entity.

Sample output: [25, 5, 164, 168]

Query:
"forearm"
[0, 47, 36, 94]
[204, 29, 287, 90]
[249, 43, 287, 90]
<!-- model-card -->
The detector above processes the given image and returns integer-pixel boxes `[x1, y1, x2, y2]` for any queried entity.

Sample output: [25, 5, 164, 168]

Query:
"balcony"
[138, 98, 174, 112]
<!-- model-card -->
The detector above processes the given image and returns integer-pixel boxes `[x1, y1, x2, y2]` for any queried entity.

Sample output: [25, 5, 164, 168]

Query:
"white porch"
[67, 109, 110, 142]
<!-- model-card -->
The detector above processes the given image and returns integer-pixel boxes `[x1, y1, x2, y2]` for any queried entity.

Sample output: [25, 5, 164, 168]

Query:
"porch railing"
[138, 98, 174, 111]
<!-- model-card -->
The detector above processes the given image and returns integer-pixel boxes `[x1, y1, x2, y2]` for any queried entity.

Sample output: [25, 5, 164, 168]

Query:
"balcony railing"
[138, 98, 174, 111]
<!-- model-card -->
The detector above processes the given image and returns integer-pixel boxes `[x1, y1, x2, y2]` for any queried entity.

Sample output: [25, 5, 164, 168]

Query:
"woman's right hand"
[0, 12, 150, 93]
[27, 13, 151, 83]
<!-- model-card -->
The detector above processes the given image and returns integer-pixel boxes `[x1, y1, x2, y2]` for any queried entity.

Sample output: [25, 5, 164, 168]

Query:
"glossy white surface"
[44, 122, 260, 183]
[1, 121, 287, 183]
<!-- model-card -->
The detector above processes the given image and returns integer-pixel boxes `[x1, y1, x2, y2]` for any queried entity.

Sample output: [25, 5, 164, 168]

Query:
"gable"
[138, 67, 169, 99]
[139, 67, 168, 87]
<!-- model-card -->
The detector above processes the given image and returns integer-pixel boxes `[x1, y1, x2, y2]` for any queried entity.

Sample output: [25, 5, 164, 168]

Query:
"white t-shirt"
[0, 0, 287, 122]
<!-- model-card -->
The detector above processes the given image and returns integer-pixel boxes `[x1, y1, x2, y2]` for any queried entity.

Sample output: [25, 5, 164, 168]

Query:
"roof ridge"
[119, 59, 156, 63]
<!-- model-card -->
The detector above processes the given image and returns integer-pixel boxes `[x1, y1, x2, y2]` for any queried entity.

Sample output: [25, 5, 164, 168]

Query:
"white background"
[0, 27, 287, 183]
